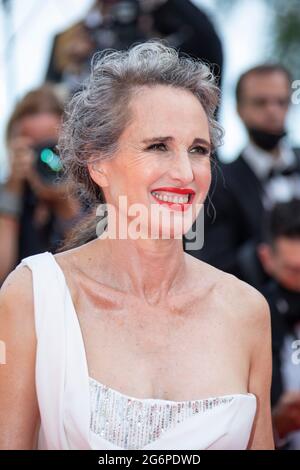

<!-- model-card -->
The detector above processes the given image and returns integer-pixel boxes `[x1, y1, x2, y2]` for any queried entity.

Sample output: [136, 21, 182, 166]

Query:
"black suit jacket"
[261, 280, 300, 408]
[185, 148, 300, 287]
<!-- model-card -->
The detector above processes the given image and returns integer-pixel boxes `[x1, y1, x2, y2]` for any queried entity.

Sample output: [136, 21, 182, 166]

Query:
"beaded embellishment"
[89, 377, 234, 449]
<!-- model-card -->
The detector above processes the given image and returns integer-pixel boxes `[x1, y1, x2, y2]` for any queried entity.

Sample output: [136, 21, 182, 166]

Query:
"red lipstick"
[151, 187, 195, 212]
[151, 187, 195, 195]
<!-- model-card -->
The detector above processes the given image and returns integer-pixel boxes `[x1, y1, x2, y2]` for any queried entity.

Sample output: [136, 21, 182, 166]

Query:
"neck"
[269, 145, 281, 159]
[99, 236, 187, 305]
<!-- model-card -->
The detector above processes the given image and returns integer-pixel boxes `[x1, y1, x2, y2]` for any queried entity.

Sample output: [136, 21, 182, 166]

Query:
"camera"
[33, 141, 63, 184]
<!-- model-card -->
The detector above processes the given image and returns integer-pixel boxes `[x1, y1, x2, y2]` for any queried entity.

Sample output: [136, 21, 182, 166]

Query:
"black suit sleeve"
[45, 33, 63, 83]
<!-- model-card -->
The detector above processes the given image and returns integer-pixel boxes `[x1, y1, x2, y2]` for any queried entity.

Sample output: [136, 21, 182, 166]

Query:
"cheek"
[278, 272, 299, 291]
[245, 109, 266, 125]
[278, 110, 288, 122]
[194, 160, 212, 191]
[106, 166, 152, 205]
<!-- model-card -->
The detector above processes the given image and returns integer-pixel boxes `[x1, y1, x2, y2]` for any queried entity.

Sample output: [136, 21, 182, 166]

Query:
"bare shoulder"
[216, 268, 270, 325]
[0, 264, 34, 318]
[53, 242, 94, 273]
[0, 263, 36, 354]
[53, 246, 79, 268]
[0, 266, 39, 450]
[186, 253, 270, 331]
[185, 257, 273, 449]
[53, 239, 108, 285]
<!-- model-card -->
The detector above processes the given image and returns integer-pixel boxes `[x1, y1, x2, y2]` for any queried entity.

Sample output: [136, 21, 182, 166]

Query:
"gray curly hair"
[59, 40, 223, 208]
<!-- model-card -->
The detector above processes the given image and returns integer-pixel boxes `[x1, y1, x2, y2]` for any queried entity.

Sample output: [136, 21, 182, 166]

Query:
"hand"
[5, 137, 35, 194]
[6, 138, 64, 205]
[273, 391, 300, 439]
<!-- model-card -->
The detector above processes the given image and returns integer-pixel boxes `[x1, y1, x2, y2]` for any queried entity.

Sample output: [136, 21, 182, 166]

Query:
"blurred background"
[1, 0, 300, 180]
[1, 1, 300, 449]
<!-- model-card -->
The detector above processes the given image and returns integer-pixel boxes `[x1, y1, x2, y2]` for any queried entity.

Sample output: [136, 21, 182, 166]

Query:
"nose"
[169, 152, 194, 185]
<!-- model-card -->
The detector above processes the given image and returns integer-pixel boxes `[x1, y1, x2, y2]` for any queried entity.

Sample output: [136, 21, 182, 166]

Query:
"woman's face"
[91, 85, 212, 239]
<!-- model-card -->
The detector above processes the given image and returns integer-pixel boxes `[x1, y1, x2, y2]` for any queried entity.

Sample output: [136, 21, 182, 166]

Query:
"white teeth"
[151, 191, 189, 204]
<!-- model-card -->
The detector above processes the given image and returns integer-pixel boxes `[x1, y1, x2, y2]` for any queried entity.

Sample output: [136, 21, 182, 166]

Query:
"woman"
[0, 42, 274, 450]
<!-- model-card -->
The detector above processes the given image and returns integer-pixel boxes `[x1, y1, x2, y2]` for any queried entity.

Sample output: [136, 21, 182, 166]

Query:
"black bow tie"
[265, 165, 299, 180]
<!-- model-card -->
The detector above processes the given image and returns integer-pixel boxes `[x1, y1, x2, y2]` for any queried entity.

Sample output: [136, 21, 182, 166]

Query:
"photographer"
[46, 0, 147, 93]
[46, 0, 223, 94]
[0, 86, 81, 284]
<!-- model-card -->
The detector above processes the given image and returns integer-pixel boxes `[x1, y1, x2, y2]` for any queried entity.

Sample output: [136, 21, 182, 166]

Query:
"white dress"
[19, 252, 257, 450]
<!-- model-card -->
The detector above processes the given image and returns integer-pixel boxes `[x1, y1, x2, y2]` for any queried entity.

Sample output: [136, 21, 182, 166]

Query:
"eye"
[189, 146, 210, 156]
[147, 143, 167, 151]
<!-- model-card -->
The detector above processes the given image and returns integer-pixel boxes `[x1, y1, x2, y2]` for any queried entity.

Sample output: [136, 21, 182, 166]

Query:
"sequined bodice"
[89, 377, 235, 450]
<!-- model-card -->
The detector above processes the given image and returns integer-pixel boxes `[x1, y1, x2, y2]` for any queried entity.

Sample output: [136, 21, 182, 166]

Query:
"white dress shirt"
[242, 140, 300, 210]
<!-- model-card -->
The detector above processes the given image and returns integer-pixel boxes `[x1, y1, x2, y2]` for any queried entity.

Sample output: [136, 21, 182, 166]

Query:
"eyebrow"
[142, 136, 211, 150]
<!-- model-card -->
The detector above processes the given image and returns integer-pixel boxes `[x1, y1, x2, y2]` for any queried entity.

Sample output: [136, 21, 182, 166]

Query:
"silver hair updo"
[58, 40, 223, 248]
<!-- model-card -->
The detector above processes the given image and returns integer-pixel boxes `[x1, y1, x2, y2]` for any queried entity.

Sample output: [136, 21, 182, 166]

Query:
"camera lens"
[34, 142, 63, 184]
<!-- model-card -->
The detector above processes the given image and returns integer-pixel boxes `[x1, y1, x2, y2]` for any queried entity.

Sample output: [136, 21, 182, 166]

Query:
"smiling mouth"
[150, 187, 195, 211]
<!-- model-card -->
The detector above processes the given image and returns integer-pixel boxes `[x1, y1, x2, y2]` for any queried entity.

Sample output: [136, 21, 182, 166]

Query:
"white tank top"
[19, 251, 257, 450]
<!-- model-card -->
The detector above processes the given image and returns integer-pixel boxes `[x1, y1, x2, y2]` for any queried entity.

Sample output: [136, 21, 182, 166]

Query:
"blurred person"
[0, 42, 272, 450]
[46, 0, 223, 94]
[149, 0, 223, 84]
[0, 86, 81, 284]
[46, 0, 148, 93]
[258, 200, 300, 449]
[185, 64, 300, 288]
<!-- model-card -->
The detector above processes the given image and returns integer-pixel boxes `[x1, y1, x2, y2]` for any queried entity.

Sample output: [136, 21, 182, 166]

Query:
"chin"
[149, 209, 197, 240]
[149, 224, 185, 240]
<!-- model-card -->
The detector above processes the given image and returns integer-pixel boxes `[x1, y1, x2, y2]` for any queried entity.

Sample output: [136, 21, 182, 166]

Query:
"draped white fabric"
[20, 252, 257, 450]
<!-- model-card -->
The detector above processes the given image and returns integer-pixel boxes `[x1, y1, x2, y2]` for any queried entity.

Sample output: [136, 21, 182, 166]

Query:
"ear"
[87, 162, 109, 188]
[257, 243, 275, 276]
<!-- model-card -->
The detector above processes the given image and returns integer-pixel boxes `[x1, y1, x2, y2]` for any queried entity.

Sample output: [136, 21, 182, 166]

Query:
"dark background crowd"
[0, 0, 300, 449]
